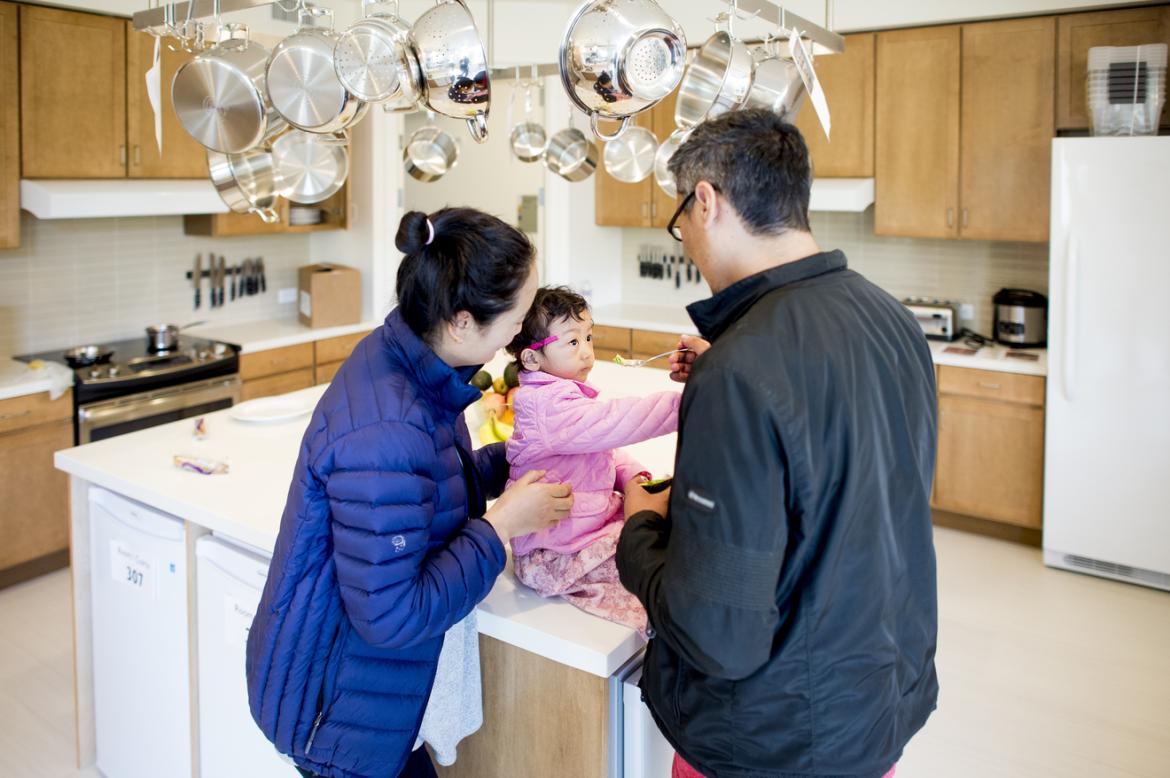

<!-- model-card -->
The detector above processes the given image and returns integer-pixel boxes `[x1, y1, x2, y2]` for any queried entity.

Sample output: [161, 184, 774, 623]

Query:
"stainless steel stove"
[20, 334, 240, 445]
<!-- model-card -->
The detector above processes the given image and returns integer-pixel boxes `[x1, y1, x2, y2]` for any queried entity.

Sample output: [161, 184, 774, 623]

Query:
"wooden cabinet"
[876, 18, 1055, 243]
[1056, 5, 1170, 130]
[796, 32, 875, 178]
[0, 390, 73, 587]
[184, 180, 350, 236]
[0, 2, 17, 249]
[933, 367, 1045, 530]
[240, 368, 314, 401]
[20, 6, 126, 178]
[436, 636, 609, 778]
[595, 92, 678, 228]
[239, 343, 315, 401]
[587, 325, 678, 370]
[126, 23, 207, 179]
[313, 330, 369, 385]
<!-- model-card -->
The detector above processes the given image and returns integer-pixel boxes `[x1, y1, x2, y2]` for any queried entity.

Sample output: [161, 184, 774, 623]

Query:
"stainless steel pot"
[653, 126, 692, 197]
[743, 54, 806, 121]
[334, 0, 425, 111]
[404, 118, 460, 182]
[272, 130, 350, 204]
[544, 123, 599, 182]
[145, 321, 206, 352]
[172, 24, 286, 153]
[207, 147, 282, 222]
[266, 7, 369, 134]
[675, 31, 754, 128]
[508, 82, 547, 162]
[412, 0, 491, 143]
[603, 125, 657, 183]
[559, 0, 687, 142]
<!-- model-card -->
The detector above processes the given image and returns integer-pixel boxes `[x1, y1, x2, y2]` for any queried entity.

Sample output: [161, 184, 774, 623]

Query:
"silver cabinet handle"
[962, 208, 969, 229]
[651, 200, 658, 220]
[946, 207, 955, 228]
[977, 381, 1001, 390]
[119, 144, 127, 166]
[133, 145, 141, 166]
[0, 409, 33, 422]
[641, 202, 649, 220]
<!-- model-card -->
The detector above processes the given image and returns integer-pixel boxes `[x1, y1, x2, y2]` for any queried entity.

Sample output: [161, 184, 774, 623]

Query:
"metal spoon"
[612, 348, 691, 368]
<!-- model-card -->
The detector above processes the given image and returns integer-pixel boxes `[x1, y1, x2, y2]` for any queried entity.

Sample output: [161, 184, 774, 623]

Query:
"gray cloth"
[413, 611, 483, 766]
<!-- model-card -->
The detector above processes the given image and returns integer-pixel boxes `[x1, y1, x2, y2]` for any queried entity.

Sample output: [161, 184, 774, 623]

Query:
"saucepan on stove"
[145, 321, 207, 352]
[63, 345, 114, 368]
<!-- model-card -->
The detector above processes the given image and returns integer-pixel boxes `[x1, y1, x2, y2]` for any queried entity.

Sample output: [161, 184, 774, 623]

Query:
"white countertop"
[0, 358, 74, 401]
[186, 317, 383, 355]
[592, 303, 699, 336]
[56, 356, 681, 678]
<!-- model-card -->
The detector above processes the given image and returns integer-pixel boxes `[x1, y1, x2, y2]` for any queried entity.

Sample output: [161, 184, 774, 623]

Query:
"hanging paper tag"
[789, 30, 831, 141]
[146, 36, 163, 156]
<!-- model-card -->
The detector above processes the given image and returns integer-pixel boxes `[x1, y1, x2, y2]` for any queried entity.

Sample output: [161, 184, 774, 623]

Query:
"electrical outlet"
[278, 287, 297, 304]
[959, 303, 974, 321]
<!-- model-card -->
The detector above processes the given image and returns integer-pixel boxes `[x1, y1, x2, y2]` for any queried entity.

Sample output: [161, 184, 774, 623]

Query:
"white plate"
[229, 395, 316, 424]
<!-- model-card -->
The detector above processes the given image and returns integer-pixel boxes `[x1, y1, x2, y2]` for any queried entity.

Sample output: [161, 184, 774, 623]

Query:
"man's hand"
[669, 334, 711, 384]
[624, 479, 671, 520]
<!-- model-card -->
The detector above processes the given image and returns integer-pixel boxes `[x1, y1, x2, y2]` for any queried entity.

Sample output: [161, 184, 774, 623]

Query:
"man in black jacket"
[616, 109, 939, 778]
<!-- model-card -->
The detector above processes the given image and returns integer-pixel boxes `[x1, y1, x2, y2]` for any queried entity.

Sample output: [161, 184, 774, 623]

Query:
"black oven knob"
[88, 367, 103, 380]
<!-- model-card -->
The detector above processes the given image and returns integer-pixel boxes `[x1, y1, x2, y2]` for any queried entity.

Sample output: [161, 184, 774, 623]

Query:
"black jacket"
[617, 251, 939, 778]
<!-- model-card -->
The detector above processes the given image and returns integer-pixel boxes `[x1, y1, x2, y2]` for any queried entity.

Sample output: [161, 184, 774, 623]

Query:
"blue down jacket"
[246, 308, 509, 778]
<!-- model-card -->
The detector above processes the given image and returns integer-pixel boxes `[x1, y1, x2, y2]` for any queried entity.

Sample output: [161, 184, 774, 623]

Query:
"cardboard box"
[298, 264, 361, 328]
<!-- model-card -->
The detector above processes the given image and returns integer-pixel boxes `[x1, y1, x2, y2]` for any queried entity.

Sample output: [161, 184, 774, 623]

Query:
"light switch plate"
[278, 287, 297, 304]
[959, 303, 974, 321]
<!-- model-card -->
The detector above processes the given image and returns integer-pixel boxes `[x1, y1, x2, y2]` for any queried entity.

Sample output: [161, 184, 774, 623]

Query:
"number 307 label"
[110, 541, 154, 599]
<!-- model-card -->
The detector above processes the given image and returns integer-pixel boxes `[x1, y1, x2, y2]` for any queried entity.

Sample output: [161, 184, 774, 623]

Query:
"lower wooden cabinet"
[240, 368, 314, 401]
[314, 360, 343, 386]
[241, 332, 372, 398]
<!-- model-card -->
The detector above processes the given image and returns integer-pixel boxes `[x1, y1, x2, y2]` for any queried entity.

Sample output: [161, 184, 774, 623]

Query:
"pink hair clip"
[425, 218, 435, 246]
[528, 335, 558, 351]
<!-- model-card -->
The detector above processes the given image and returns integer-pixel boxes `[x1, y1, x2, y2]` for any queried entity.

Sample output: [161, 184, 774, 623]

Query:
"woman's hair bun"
[395, 211, 431, 255]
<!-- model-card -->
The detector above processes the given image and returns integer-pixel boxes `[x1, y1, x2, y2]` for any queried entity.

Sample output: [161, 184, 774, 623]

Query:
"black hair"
[668, 108, 813, 236]
[504, 286, 590, 368]
[394, 208, 535, 342]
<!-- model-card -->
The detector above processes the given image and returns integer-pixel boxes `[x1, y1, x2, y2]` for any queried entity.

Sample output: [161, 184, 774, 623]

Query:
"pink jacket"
[506, 370, 681, 556]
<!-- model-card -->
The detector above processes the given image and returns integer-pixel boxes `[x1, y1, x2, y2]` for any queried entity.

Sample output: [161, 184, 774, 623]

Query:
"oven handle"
[78, 376, 240, 443]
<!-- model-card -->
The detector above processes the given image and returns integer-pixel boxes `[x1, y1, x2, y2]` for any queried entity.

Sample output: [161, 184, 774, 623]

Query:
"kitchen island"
[56, 356, 680, 778]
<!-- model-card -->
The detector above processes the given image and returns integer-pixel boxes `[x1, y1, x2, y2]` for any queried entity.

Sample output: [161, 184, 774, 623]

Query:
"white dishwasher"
[609, 656, 676, 777]
[89, 488, 191, 778]
[195, 535, 296, 776]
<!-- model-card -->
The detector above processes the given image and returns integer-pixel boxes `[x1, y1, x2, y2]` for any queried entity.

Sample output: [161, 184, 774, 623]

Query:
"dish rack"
[1087, 44, 1167, 136]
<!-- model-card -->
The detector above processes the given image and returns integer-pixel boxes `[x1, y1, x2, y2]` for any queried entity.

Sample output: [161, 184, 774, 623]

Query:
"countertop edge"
[186, 319, 382, 355]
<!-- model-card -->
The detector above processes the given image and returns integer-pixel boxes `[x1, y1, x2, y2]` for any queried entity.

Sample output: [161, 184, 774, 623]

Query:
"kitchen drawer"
[0, 418, 71, 574]
[239, 343, 314, 381]
[240, 368, 314, 401]
[631, 328, 682, 358]
[0, 389, 73, 435]
[315, 360, 343, 386]
[315, 331, 368, 365]
[592, 347, 625, 366]
[937, 366, 1044, 406]
[592, 325, 631, 352]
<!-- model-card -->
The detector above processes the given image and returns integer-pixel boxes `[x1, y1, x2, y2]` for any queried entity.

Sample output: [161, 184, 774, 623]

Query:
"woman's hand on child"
[485, 470, 574, 545]
[623, 478, 671, 520]
[669, 335, 710, 384]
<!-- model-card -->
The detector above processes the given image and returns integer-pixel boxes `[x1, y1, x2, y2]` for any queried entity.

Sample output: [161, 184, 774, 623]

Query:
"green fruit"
[503, 362, 521, 389]
[470, 370, 493, 391]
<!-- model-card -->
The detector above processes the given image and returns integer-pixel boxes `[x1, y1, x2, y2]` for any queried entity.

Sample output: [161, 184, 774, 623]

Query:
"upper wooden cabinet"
[126, 23, 208, 179]
[960, 16, 1056, 243]
[796, 32, 874, 178]
[876, 18, 1055, 243]
[875, 25, 961, 239]
[0, 2, 18, 249]
[595, 91, 678, 228]
[1056, 5, 1170, 130]
[21, 6, 126, 178]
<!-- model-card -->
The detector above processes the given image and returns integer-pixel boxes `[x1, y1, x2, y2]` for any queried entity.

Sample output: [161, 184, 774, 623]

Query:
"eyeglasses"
[666, 190, 696, 242]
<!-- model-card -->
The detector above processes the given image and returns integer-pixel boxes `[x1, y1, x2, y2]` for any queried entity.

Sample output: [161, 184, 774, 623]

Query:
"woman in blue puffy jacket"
[246, 208, 573, 778]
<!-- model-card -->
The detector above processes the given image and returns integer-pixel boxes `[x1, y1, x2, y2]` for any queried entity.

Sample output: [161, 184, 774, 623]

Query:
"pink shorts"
[672, 753, 896, 778]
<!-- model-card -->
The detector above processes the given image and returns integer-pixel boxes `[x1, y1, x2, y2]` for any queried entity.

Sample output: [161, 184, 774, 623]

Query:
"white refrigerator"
[1044, 137, 1170, 591]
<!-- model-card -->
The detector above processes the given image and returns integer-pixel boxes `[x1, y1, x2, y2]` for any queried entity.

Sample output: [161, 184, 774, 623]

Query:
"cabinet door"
[934, 394, 1045, 528]
[239, 343, 315, 381]
[1057, 6, 1170, 130]
[796, 32, 874, 178]
[650, 90, 680, 228]
[183, 203, 290, 236]
[240, 368, 314, 401]
[21, 6, 126, 178]
[126, 23, 208, 179]
[594, 113, 655, 227]
[0, 419, 72, 571]
[875, 26, 960, 239]
[0, 3, 17, 249]
[960, 17, 1055, 243]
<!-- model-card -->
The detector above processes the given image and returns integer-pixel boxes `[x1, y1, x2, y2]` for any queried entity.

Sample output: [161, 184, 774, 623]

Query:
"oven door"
[78, 375, 240, 444]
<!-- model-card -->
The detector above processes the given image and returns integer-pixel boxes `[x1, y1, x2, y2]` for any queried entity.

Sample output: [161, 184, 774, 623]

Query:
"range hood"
[20, 179, 229, 219]
[808, 178, 874, 212]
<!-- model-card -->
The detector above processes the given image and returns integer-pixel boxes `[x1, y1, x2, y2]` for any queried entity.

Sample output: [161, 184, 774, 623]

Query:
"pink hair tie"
[425, 218, 435, 246]
[528, 335, 558, 351]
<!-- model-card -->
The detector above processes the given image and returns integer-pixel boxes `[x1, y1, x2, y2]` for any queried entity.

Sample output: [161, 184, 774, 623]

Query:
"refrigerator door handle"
[1063, 235, 1078, 403]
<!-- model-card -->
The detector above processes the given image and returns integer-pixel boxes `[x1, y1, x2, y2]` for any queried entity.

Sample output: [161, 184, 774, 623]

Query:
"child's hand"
[624, 478, 670, 519]
[669, 335, 710, 383]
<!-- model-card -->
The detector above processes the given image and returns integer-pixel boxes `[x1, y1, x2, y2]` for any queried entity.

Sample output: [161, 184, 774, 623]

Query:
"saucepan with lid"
[145, 321, 207, 353]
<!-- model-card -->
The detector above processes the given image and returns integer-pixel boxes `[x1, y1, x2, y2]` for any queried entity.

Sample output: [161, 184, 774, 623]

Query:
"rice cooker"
[992, 288, 1047, 348]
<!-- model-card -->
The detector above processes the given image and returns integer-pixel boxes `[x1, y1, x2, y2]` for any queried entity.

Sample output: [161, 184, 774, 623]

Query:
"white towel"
[413, 611, 483, 766]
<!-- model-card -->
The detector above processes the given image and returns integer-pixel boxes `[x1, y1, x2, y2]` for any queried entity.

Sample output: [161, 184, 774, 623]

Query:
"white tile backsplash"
[619, 207, 1050, 336]
[0, 213, 312, 358]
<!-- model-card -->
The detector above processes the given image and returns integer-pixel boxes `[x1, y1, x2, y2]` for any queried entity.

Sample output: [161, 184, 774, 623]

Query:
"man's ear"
[520, 348, 540, 370]
[694, 180, 721, 228]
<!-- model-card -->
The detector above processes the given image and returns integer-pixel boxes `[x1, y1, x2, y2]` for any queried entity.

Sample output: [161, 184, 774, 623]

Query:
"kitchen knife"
[257, 257, 266, 293]
[193, 254, 202, 310]
[217, 255, 226, 307]
[230, 262, 237, 301]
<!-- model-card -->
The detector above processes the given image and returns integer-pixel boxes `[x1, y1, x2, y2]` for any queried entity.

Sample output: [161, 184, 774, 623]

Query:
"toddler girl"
[504, 287, 680, 634]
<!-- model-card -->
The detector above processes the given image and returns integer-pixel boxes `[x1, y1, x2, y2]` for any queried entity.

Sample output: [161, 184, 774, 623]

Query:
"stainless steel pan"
[508, 80, 547, 163]
[207, 147, 281, 222]
[674, 31, 754, 128]
[743, 53, 806, 121]
[544, 117, 599, 182]
[603, 125, 658, 183]
[272, 130, 350, 204]
[145, 321, 207, 352]
[653, 126, 692, 197]
[404, 115, 460, 182]
[334, 0, 425, 111]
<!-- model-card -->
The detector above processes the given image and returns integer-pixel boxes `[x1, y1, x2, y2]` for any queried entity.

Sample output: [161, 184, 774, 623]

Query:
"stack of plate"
[288, 206, 325, 226]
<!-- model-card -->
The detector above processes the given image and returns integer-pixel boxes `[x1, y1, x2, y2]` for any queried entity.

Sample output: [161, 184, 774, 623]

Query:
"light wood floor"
[1, 527, 1168, 778]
